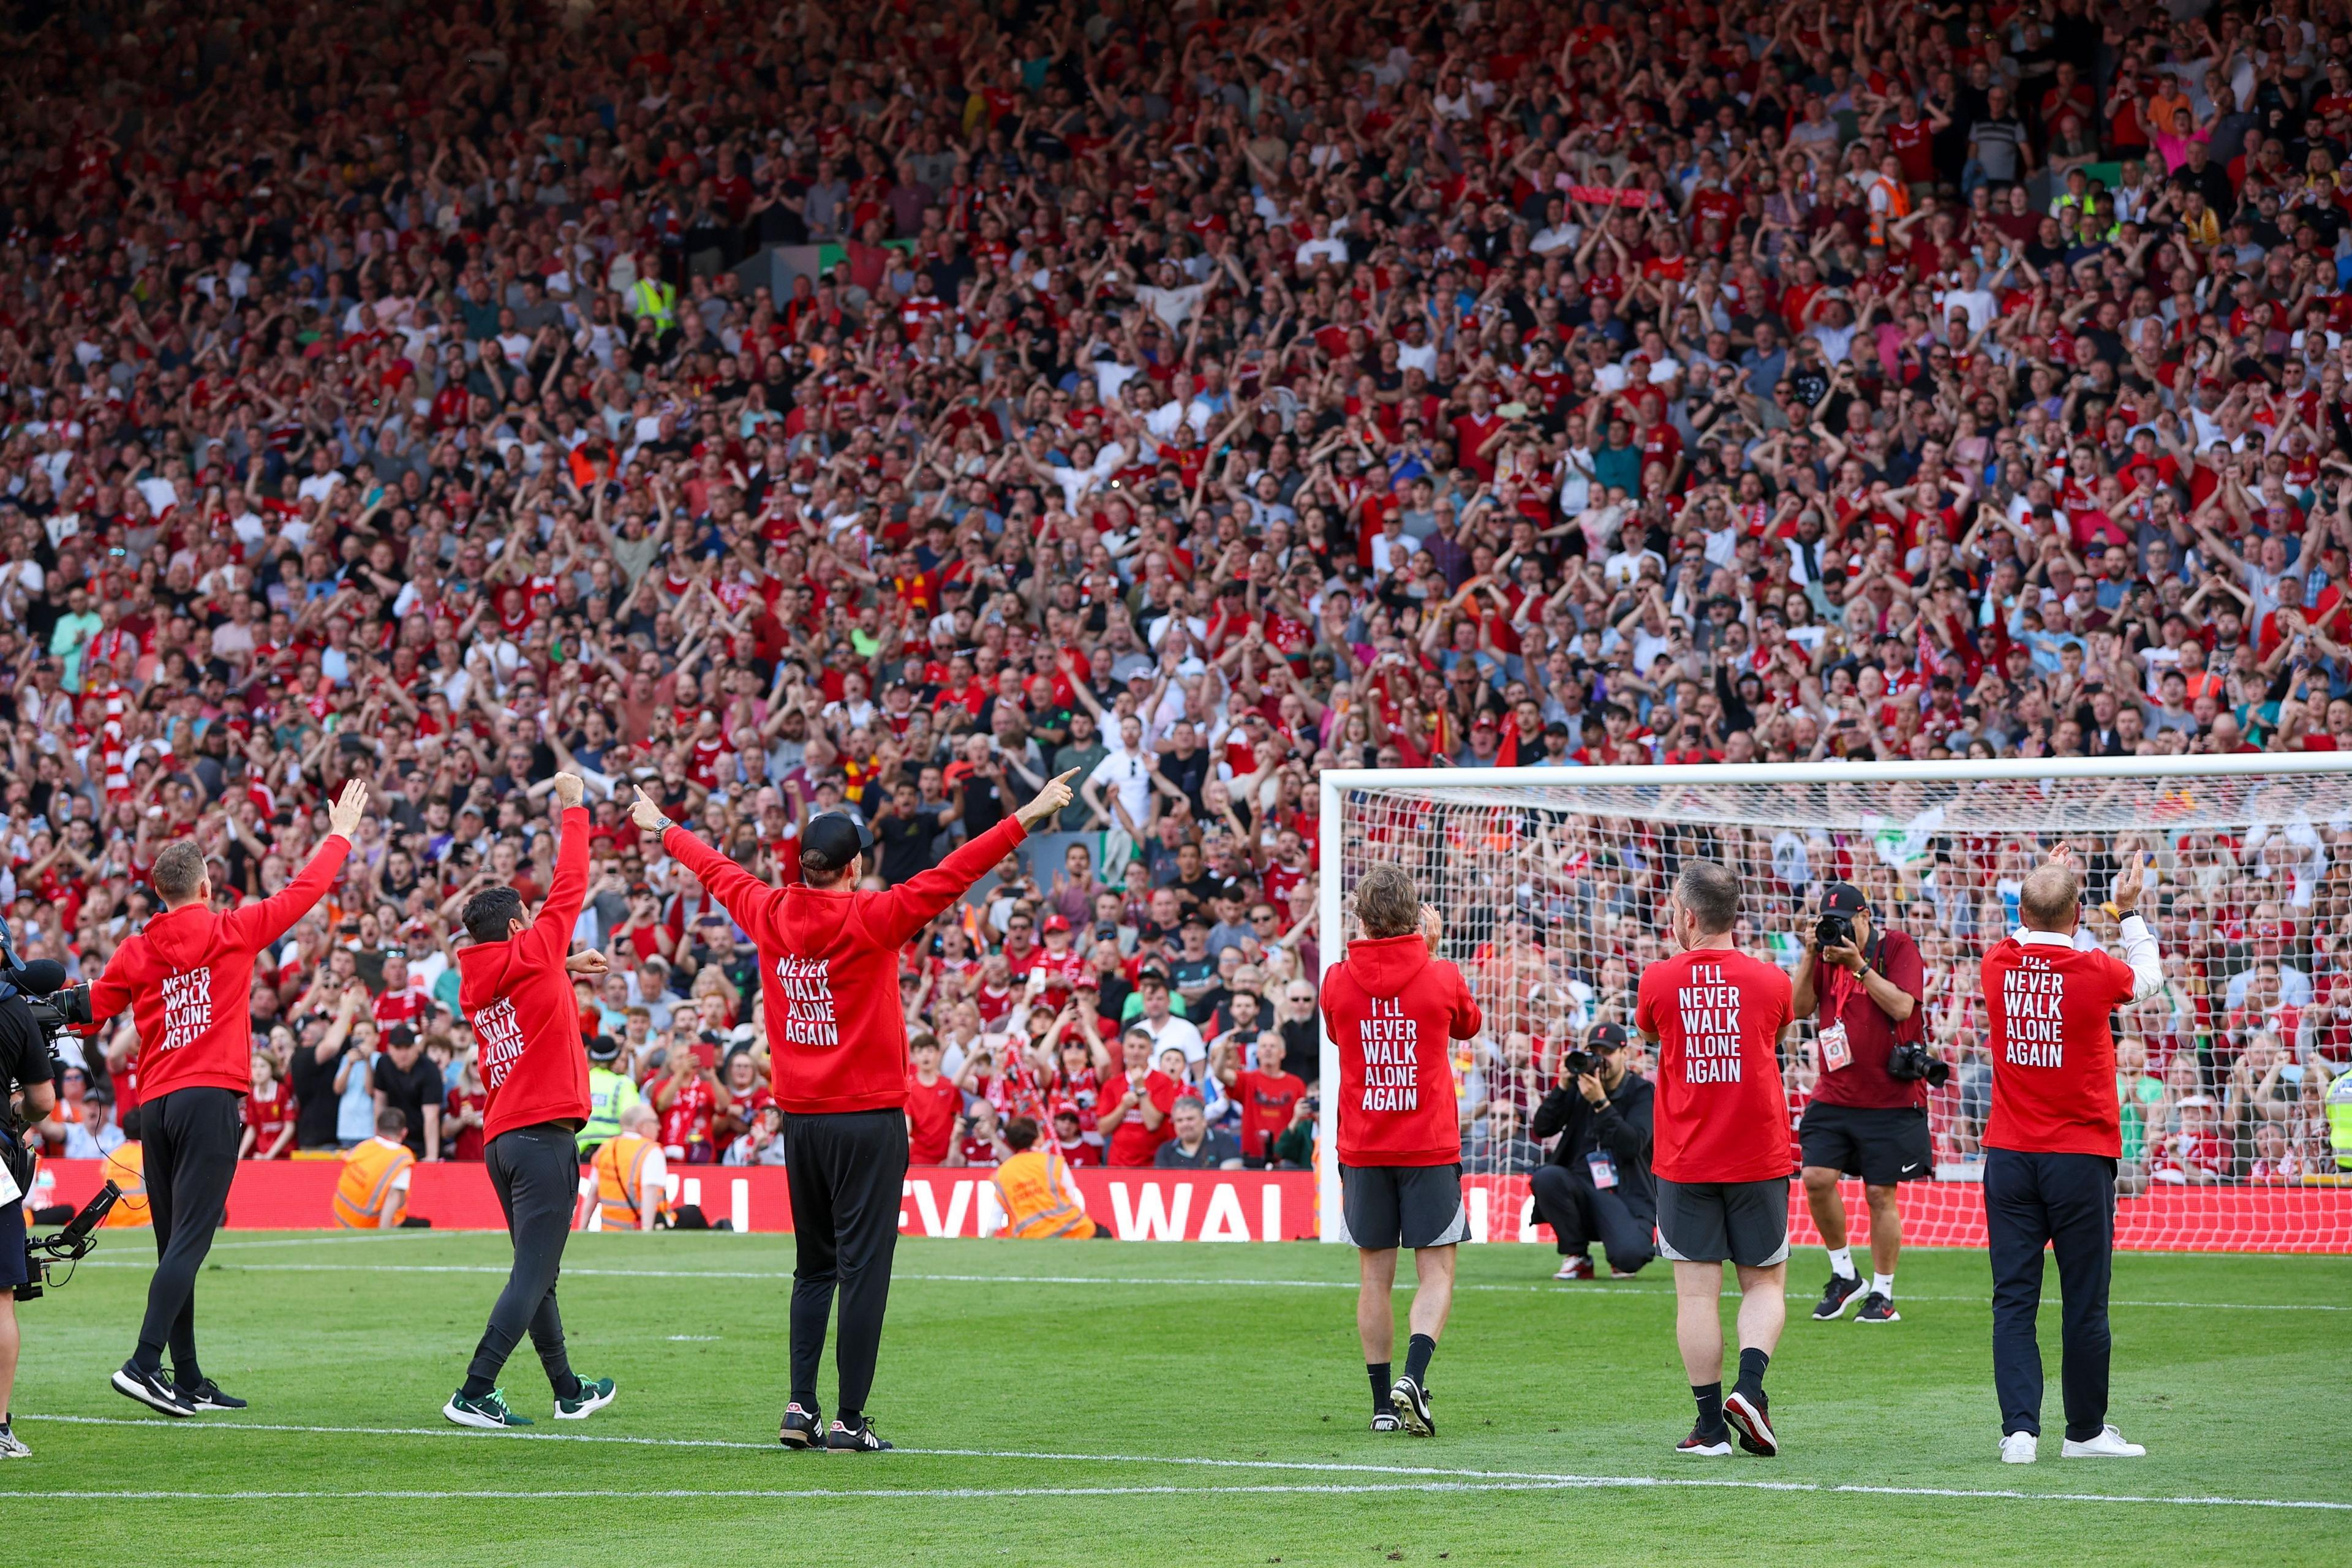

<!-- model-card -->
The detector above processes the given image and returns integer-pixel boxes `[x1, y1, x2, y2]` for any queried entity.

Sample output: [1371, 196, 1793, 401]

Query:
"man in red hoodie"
[443, 772, 619, 1431]
[91, 778, 368, 1418]
[628, 766, 1076, 1452]
[1320, 862, 1481, 1438]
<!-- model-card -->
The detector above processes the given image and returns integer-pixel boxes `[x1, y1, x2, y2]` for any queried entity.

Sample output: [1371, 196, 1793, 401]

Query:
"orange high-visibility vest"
[333, 1138, 415, 1229]
[992, 1148, 1096, 1239]
[100, 1142, 149, 1227]
[588, 1134, 666, 1230]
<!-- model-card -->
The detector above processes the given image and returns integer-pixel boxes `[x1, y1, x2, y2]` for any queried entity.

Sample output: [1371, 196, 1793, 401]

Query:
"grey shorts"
[1655, 1176, 1790, 1268]
[1340, 1163, 1469, 1250]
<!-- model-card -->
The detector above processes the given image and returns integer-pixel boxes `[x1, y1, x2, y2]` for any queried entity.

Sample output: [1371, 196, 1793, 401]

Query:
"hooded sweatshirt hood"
[1341, 930, 1433, 997]
[141, 902, 222, 970]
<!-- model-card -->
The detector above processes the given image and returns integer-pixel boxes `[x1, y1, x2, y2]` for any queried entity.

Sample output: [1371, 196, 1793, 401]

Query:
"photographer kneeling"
[1, 978, 63, 1459]
[1792, 883, 1936, 1326]
[1528, 1023, 1655, 1280]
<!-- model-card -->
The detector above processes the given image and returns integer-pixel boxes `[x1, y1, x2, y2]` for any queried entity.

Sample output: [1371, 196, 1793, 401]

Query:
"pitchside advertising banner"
[34, 1159, 2352, 1251]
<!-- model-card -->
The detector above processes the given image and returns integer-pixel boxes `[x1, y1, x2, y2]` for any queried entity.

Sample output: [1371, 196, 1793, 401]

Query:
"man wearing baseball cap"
[1790, 881, 1929, 1325]
[631, 766, 1076, 1452]
[1528, 1023, 1657, 1280]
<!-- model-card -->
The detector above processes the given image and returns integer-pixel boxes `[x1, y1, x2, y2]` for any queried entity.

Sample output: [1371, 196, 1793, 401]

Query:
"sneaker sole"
[1675, 1441, 1733, 1457]
[442, 1399, 527, 1430]
[112, 1370, 194, 1417]
[1389, 1381, 1434, 1438]
[1856, 1312, 1902, 1324]
[2060, 1444, 2147, 1458]
[181, 1395, 246, 1412]
[554, 1387, 617, 1420]
[778, 1426, 823, 1449]
[1723, 1390, 1778, 1457]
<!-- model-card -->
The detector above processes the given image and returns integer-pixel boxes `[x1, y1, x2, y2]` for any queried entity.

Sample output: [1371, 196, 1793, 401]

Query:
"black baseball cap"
[587, 1035, 620, 1063]
[1821, 883, 1870, 914]
[1589, 1022, 1630, 1051]
[801, 812, 876, 872]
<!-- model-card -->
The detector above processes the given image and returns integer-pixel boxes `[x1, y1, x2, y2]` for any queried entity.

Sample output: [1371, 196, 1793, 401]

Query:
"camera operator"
[1528, 1023, 1655, 1281]
[1790, 882, 1929, 1325]
[0, 970, 62, 1458]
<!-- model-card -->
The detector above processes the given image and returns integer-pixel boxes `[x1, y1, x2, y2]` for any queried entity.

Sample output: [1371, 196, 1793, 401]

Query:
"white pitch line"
[20, 1417, 2350, 1512]
[69, 1257, 2352, 1313]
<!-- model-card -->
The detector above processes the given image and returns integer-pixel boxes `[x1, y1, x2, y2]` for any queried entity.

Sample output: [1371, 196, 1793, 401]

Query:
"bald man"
[1977, 845, 2163, 1464]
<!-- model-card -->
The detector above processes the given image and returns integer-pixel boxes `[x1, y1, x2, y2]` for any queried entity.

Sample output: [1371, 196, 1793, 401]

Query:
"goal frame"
[1313, 754, 2352, 1244]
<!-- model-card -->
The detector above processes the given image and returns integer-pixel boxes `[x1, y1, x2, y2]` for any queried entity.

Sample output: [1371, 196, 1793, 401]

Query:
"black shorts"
[1655, 1177, 1789, 1267]
[1800, 1101, 1932, 1185]
[1340, 1163, 1468, 1250]
[0, 1193, 24, 1289]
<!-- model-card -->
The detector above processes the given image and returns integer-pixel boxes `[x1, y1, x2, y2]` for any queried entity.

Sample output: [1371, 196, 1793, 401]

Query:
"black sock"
[1368, 1362, 1394, 1412]
[1693, 1381, 1725, 1433]
[838, 1408, 861, 1428]
[539, 1346, 582, 1402]
[1736, 1348, 1770, 1392]
[1404, 1333, 1436, 1386]
[459, 1373, 496, 1400]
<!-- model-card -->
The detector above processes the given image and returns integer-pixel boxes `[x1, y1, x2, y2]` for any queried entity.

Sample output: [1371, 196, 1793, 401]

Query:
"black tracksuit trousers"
[781, 1109, 909, 1418]
[464, 1123, 582, 1397]
[134, 1087, 243, 1378]
[1985, 1147, 2116, 1441]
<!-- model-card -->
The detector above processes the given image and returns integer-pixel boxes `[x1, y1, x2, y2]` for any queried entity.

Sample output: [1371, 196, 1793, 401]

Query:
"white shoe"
[2061, 1425, 2146, 1458]
[1999, 1431, 2037, 1464]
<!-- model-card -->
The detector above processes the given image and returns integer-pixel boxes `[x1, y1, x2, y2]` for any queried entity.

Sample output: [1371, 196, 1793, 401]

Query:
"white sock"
[1826, 1246, 1857, 1280]
[1872, 1272, 1895, 1300]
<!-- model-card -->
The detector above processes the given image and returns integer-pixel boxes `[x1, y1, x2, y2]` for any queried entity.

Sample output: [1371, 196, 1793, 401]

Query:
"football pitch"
[3, 1233, 2346, 1566]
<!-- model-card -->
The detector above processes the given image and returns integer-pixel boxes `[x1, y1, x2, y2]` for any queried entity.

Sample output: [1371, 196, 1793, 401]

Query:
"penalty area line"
[20, 1418, 2350, 1512]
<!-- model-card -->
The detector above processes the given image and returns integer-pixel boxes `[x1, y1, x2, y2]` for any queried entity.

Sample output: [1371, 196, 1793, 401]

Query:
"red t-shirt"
[244, 1079, 293, 1156]
[1104, 1069, 1182, 1166]
[457, 807, 594, 1143]
[1233, 1068, 1306, 1161]
[1636, 946, 1795, 1184]
[1323, 933, 1482, 1167]
[1980, 930, 2138, 1158]
[906, 1071, 962, 1164]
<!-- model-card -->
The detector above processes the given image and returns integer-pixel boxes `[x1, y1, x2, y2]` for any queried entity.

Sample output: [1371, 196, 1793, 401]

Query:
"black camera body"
[1814, 913, 1855, 950]
[1561, 1048, 1600, 1080]
[1886, 1041, 1951, 1089]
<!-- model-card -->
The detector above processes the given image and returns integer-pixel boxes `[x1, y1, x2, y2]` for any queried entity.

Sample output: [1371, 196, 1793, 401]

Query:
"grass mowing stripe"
[75, 1257, 2351, 1312]
[23, 1417, 2350, 1512]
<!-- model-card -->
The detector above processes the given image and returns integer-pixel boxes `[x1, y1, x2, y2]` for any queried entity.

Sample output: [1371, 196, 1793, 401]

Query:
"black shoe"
[1724, 1387, 1777, 1457]
[1856, 1292, 1901, 1324]
[1370, 1411, 1403, 1432]
[172, 1373, 247, 1412]
[1388, 1374, 1434, 1437]
[1812, 1273, 1869, 1320]
[827, 1416, 892, 1452]
[1675, 1423, 1732, 1457]
[112, 1363, 195, 1418]
[779, 1401, 823, 1449]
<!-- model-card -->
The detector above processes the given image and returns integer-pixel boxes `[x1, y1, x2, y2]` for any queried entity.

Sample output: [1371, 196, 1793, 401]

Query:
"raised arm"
[868, 769, 1079, 948]
[518, 777, 591, 968]
[223, 779, 368, 950]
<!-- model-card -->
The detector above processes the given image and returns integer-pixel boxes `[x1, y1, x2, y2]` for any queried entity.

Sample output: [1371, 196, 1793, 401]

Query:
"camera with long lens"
[1560, 1048, 1600, 1080]
[1886, 1041, 1952, 1089]
[17, 1180, 123, 1302]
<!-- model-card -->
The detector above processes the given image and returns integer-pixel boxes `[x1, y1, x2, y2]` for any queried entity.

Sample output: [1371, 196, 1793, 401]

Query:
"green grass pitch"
[3, 1233, 2346, 1566]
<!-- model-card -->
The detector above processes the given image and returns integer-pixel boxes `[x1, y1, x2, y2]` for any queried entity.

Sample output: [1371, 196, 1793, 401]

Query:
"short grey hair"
[1674, 860, 1740, 935]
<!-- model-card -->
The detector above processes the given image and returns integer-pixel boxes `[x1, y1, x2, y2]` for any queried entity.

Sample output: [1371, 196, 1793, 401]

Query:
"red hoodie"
[91, 834, 352, 1100]
[459, 805, 593, 1143]
[662, 815, 1027, 1115]
[1322, 931, 1482, 1167]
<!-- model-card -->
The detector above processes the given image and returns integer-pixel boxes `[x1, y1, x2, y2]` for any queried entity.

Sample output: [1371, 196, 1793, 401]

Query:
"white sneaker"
[2060, 1425, 2146, 1458]
[1999, 1431, 2037, 1464]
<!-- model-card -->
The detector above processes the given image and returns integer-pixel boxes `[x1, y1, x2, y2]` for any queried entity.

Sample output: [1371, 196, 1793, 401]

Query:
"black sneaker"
[112, 1363, 196, 1418]
[778, 1401, 823, 1449]
[172, 1373, 247, 1412]
[554, 1377, 616, 1420]
[443, 1388, 533, 1428]
[1675, 1423, 1732, 1457]
[1724, 1387, 1778, 1456]
[1812, 1273, 1869, 1320]
[1389, 1374, 1434, 1438]
[1370, 1411, 1403, 1432]
[1856, 1292, 1901, 1324]
[827, 1415, 892, 1452]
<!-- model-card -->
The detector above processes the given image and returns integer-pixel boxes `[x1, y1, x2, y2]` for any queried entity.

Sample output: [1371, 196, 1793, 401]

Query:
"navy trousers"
[1983, 1147, 2115, 1441]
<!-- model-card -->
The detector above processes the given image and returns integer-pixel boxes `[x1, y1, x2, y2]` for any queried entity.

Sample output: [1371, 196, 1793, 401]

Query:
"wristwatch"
[650, 813, 676, 833]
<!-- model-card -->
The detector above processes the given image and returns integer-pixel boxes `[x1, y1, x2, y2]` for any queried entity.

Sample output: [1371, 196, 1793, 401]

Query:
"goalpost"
[1315, 757, 2352, 1254]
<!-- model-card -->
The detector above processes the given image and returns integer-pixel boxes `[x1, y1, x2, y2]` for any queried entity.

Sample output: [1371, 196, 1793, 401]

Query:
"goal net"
[1314, 759, 2352, 1256]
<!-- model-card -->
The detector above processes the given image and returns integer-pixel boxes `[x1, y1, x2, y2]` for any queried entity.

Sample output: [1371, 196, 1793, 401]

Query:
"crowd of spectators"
[5, 0, 2351, 1190]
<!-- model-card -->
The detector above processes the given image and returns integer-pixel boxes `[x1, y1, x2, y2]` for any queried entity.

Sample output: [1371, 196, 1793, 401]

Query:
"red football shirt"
[1324, 933, 1483, 1167]
[1104, 1069, 1182, 1166]
[1637, 946, 1795, 1184]
[1980, 931, 2138, 1157]
[1233, 1068, 1305, 1161]
[906, 1071, 963, 1164]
